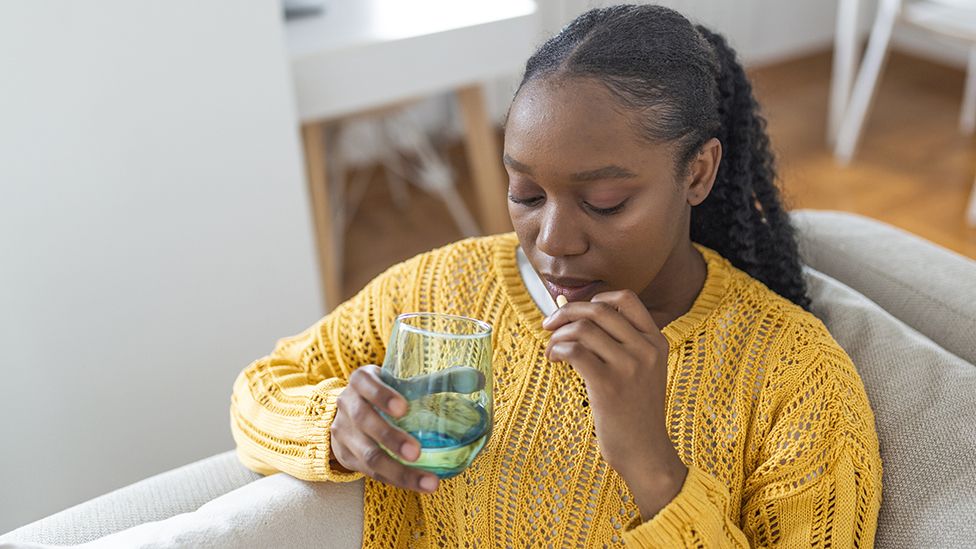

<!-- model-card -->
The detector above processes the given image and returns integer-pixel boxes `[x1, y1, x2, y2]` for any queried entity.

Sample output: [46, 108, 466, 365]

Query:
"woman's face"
[504, 77, 715, 306]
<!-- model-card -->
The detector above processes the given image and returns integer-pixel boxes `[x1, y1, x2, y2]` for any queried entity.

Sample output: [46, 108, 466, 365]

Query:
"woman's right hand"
[330, 364, 440, 493]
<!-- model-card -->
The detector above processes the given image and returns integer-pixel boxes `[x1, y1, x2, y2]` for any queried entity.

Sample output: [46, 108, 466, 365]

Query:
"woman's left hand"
[542, 289, 688, 521]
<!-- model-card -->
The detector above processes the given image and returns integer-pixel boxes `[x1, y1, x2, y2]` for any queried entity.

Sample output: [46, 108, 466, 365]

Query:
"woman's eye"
[508, 194, 628, 215]
[585, 200, 628, 216]
[508, 194, 543, 207]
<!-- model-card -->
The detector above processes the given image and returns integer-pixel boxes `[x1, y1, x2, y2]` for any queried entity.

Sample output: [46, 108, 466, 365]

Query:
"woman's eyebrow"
[503, 154, 533, 175]
[570, 165, 638, 181]
[504, 154, 638, 181]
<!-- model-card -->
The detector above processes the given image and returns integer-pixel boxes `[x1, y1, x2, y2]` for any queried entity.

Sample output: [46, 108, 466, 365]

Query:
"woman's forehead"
[504, 77, 676, 173]
[507, 78, 631, 135]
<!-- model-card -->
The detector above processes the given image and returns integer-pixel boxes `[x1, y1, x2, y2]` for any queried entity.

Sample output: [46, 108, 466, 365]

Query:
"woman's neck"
[639, 241, 708, 330]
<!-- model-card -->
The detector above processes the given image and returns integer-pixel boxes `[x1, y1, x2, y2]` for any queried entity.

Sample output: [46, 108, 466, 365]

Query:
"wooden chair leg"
[967, 174, 976, 228]
[829, 0, 861, 145]
[835, 0, 901, 164]
[301, 121, 343, 312]
[456, 84, 512, 235]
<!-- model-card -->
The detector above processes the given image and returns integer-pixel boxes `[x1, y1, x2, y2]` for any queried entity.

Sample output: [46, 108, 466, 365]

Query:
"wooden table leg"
[456, 84, 512, 235]
[301, 121, 343, 312]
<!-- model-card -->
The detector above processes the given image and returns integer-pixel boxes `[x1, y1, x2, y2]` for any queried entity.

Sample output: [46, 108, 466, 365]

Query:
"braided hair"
[515, 4, 811, 310]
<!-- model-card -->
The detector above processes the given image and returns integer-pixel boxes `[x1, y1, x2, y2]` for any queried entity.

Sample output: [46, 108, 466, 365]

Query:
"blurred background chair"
[829, 0, 976, 226]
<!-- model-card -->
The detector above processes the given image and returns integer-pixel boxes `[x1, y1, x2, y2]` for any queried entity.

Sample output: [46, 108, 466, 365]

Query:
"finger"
[590, 290, 672, 356]
[334, 395, 418, 471]
[548, 341, 604, 381]
[590, 290, 661, 335]
[344, 430, 440, 493]
[546, 318, 631, 366]
[330, 435, 351, 468]
[329, 437, 362, 474]
[543, 300, 640, 344]
[352, 393, 422, 462]
[349, 365, 409, 417]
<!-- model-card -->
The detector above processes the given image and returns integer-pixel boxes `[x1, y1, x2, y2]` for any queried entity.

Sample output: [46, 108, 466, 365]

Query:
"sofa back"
[793, 209, 976, 365]
[795, 210, 976, 548]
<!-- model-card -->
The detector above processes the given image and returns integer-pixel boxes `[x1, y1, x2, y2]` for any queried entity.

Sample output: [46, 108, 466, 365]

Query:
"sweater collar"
[493, 232, 731, 346]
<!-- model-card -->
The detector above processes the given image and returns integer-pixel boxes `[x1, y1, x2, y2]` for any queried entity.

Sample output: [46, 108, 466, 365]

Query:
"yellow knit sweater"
[230, 233, 882, 548]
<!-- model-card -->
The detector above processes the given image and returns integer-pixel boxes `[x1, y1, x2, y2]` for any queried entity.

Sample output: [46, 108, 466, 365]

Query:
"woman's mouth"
[542, 276, 604, 303]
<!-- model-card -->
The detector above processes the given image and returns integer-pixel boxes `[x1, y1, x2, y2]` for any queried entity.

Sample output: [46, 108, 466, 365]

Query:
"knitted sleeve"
[229, 256, 420, 482]
[624, 341, 883, 548]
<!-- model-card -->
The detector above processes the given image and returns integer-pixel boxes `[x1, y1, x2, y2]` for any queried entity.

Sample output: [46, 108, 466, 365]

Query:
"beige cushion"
[0, 474, 364, 549]
[793, 209, 976, 366]
[805, 266, 976, 548]
[0, 452, 261, 545]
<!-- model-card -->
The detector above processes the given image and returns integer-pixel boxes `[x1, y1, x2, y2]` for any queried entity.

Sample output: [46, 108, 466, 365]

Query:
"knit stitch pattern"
[230, 232, 882, 548]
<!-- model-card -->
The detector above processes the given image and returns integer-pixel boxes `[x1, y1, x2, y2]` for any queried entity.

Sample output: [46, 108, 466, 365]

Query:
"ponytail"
[691, 27, 811, 310]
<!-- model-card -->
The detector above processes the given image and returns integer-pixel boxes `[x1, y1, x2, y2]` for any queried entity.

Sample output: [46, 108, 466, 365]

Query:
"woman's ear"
[685, 137, 721, 206]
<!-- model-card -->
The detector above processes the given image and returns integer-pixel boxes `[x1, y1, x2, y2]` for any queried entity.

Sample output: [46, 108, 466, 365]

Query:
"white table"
[286, 1, 539, 309]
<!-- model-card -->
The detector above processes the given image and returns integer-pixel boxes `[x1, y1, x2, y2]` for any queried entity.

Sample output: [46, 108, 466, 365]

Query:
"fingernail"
[389, 398, 406, 417]
[401, 442, 419, 461]
[420, 476, 438, 492]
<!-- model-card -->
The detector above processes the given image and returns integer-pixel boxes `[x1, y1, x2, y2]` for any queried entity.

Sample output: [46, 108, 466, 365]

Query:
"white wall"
[0, 1, 321, 532]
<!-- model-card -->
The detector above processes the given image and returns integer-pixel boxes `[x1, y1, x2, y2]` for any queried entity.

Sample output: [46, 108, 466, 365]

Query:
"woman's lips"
[542, 278, 603, 303]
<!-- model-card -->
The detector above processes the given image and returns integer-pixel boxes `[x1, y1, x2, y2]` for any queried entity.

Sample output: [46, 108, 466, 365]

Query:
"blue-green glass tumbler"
[379, 312, 493, 479]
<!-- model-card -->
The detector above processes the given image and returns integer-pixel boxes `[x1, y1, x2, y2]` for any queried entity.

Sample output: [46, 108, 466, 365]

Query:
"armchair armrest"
[0, 451, 260, 545]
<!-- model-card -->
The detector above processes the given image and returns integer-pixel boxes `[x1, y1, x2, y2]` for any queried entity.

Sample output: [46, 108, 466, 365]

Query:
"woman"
[231, 5, 882, 547]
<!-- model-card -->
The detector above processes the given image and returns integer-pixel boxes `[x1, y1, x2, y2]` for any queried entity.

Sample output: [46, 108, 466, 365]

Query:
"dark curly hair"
[515, 4, 811, 310]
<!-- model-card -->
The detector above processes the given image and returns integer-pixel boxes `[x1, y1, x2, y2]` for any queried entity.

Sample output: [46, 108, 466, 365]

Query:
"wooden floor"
[341, 49, 976, 300]
[751, 49, 976, 260]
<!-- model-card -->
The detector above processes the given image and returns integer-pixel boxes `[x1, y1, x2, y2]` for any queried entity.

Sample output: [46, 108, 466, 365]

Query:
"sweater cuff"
[622, 465, 730, 547]
[310, 380, 365, 483]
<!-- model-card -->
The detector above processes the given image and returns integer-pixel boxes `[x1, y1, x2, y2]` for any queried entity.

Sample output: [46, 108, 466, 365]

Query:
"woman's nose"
[536, 204, 588, 258]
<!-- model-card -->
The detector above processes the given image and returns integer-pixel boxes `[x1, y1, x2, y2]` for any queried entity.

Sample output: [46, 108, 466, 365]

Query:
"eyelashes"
[507, 195, 628, 216]
[587, 201, 627, 215]
[507, 195, 542, 207]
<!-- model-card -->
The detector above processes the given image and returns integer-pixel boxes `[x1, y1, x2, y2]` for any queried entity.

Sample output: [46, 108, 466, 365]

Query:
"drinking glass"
[379, 312, 493, 479]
